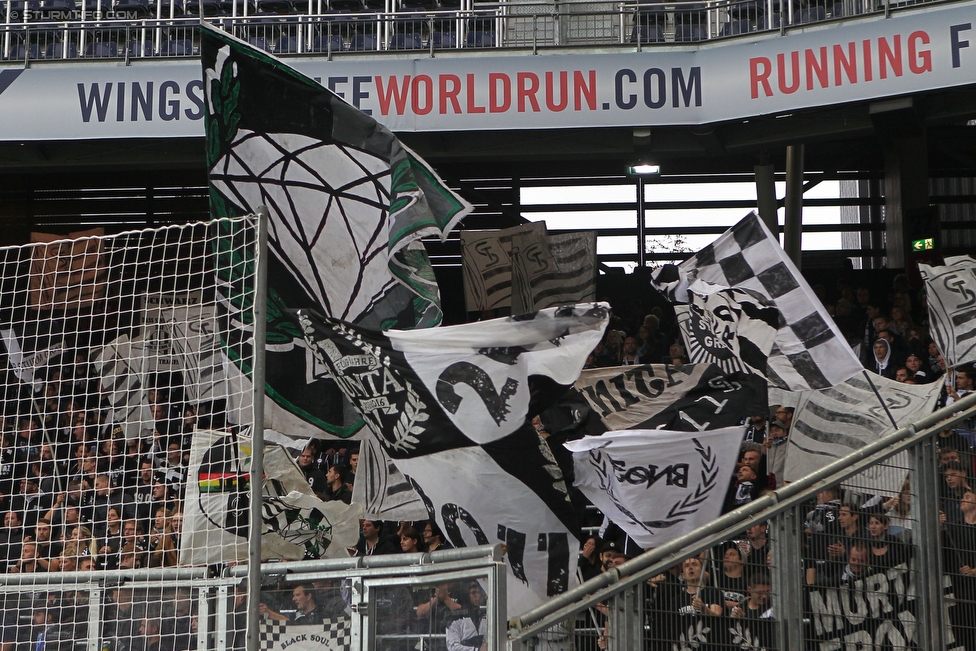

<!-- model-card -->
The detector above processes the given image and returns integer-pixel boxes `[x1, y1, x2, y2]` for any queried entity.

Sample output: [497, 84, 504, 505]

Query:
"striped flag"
[461, 222, 547, 312]
[511, 230, 597, 314]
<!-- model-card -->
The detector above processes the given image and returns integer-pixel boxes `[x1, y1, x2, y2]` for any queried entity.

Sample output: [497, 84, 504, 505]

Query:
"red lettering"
[805, 47, 828, 90]
[908, 31, 932, 73]
[777, 51, 800, 94]
[574, 70, 596, 110]
[545, 71, 568, 111]
[517, 72, 541, 112]
[466, 74, 486, 114]
[374, 76, 410, 116]
[879, 35, 901, 79]
[411, 75, 433, 115]
[750, 57, 772, 98]
[489, 73, 511, 112]
[833, 43, 857, 86]
[863, 39, 873, 81]
[439, 74, 461, 114]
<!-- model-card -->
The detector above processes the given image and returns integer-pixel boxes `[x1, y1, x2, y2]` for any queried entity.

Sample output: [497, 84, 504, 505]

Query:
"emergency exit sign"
[911, 238, 935, 252]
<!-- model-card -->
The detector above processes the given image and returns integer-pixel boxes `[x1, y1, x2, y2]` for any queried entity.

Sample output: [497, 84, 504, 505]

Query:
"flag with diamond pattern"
[292, 303, 609, 616]
[201, 24, 472, 439]
[651, 213, 862, 390]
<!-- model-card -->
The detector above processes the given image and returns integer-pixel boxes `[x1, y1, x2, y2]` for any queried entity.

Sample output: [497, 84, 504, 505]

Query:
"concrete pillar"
[883, 134, 929, 269]
[755, 162, 778, 235]
[783, 145, 804, 269]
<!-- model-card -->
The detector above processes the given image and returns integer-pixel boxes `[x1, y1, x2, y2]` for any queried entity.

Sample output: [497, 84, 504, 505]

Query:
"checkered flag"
[259, 620, 289, 650]
[259, 618, 351, 651]
[653, 212, 862, 390]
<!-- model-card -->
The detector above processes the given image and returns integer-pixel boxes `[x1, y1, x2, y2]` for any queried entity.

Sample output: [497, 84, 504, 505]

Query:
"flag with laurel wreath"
[564, 426, 745, 548]
[200, 24, 472, 439]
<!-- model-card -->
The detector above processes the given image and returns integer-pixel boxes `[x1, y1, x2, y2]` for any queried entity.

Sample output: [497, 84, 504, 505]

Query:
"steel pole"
[245, 207, 269, 651]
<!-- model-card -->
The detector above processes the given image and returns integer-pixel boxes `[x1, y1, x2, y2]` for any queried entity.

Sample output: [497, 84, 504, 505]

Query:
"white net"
[0, 216, 258, 651]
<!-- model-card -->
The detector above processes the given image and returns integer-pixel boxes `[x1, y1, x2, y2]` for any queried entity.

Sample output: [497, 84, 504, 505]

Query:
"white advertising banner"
[0, 3, 972, 139]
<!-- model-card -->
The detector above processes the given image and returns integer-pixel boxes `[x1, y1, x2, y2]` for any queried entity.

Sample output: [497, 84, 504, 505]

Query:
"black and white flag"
[574, 363, 767, 432]
[351, 435, 428, 520]
[919, 255, 976, 367]
[652, 213, 862, 390]
[784, 373, 941, 492]
[461, 222, 547, 312]
[565, 427, 744, 548]
[510, 230, 598, 315]
[294, 304, 610, 615]
[676, 280, 782, 379]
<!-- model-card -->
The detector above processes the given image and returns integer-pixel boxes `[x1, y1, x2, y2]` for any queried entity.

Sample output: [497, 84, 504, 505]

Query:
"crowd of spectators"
[0, 270, 973, 651]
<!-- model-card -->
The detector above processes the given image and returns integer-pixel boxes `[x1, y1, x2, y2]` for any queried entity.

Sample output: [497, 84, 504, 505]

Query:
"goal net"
[0, 215, 258, 651]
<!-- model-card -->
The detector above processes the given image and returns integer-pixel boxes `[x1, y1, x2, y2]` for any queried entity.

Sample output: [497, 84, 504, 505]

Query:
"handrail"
[509, 389, 976, 639]
[0, 0, 956, 61]
[226, 542, 505, 577]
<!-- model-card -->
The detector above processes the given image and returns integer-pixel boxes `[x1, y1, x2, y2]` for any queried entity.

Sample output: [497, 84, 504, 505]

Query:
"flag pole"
[246, 207, 269, 651]
[861, 370, 899, 429]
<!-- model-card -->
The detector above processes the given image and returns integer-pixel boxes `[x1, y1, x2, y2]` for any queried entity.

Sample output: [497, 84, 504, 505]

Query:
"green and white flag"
[201, 23, 471, 440]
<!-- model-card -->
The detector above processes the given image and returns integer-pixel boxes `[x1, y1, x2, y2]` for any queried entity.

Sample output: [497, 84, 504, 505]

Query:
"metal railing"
[0, 544, 507, 651]
[0, 0, 953, 61]
[509, 390, 976, 651]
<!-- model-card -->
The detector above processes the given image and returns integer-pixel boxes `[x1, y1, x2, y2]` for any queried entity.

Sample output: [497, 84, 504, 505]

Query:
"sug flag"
[201, 23, 472, 440]
[462, 224, 597, 315]
[565, 426, 745, 548]
[919, 255, 976, 367]
[783, 373, 942, 492]
[293, 304, 610, 615]
[652, 213, 862, 390]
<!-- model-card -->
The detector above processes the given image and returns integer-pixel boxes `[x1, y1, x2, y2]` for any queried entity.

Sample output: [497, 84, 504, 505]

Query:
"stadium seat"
[126, 39, 153, 56]
[184, 0, 223, 15]
[757, 12, 780, 27]
[310, 33, 344, 51]
[114, 0, 152, 16]
[45, 41, 78, 58]
[246, 36, 270, 50]
[221, 0, 256, 14]
[76, 0, 111, 14]
[427, 30, 456, 48]
[85, 40, 119, 57]
[160, 38, 193, 54]
[362, 0, 383, 10]
[274, 35, 298, 52]
[796, 5, 825, 22]
[720, 18, 751, 35]
[256, 0, 293, 13]
[674, 24, 705, 41]
[329, 0, 363, 10]
[150, 0, 185, 15]
[629, 23, 664, 43]
[390, 32, 421, 49]
[465, 30, 494, 47]
[348, 32, 376, 50]
[6, 43, 40, 60]
[38, 0, 76, 15]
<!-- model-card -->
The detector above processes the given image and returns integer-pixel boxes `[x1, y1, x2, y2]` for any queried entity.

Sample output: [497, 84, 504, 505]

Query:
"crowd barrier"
[0, 0, 949, 61]
[510, 391, 976, 651]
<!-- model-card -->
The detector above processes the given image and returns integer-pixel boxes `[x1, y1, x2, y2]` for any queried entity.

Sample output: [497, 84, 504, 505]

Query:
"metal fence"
[0, 0, 953, 62]
[0, 545, 506, 651]
[509, 391, 976, 651]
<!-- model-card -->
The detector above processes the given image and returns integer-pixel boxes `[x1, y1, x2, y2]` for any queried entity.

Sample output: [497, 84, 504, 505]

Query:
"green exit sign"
[911, 238, 935, 252]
